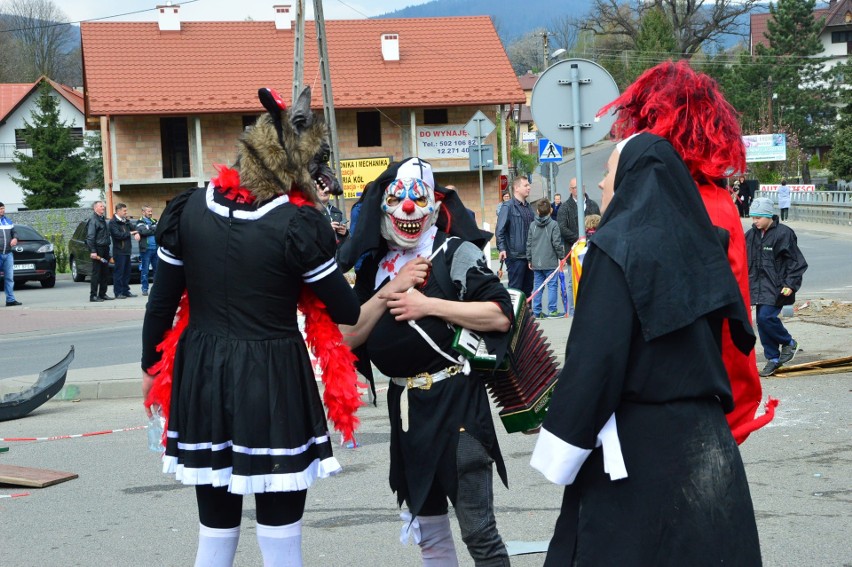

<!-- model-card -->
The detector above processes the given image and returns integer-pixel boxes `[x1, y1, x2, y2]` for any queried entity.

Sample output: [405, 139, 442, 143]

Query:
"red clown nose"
[402, 199, 416, 214]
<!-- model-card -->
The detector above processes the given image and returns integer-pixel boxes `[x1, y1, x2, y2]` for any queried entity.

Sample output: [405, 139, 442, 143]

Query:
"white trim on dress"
[205, 184, 290, 220]
[303, 258, 337, 283]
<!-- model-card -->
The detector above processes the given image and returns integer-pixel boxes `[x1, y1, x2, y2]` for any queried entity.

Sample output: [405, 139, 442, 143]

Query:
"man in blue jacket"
[496, 176, 534, 295]
[0, 202, 21, 306]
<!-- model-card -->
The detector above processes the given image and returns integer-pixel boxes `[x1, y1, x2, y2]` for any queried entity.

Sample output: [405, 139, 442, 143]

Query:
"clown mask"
[380, 177, 440, 249]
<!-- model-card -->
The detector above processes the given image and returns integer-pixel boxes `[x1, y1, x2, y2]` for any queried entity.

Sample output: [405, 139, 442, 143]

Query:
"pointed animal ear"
[258, 88, 286, 119]
[290, 86, 313, 133]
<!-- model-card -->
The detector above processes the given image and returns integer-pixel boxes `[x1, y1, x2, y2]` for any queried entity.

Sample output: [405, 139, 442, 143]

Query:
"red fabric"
[698, 183, 776, 444]
[145, 293, 190, 444]
[145, 171, 362, 444]
[212, 164, 256, 204]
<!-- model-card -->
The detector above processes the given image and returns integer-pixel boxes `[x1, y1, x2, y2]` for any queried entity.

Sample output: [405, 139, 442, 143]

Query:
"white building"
[0, 77, 99, 212]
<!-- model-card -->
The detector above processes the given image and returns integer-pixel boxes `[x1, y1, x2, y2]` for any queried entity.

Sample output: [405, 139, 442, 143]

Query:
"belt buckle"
[408, 372, 433, 390]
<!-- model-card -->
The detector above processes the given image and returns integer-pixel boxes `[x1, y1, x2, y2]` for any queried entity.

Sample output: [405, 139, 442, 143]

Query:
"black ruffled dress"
[142, 185, 359, 495]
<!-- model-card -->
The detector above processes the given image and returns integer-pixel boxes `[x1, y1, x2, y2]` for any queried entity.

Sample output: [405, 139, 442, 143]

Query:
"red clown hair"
[599, 60, 745, 182]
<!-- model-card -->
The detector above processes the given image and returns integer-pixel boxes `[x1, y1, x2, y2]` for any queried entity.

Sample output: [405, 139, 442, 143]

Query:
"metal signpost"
[465, 110, 496, 224]
[531, 60, 619, 239]
[539, 138, 562, 202]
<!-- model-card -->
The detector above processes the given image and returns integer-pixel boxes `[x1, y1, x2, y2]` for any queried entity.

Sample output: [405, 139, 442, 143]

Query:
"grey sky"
[50, 0, 431, 24]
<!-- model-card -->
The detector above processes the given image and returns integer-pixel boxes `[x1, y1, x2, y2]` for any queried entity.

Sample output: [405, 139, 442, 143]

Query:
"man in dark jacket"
[496, 176, 534, 295]
[556, 178, 600, 315]
[746, 197, 808, 376]
[557, 178, 601, 250]
[108, 202, 140, 299]
[318, 185, 349, 247]
[86, 201, 113, 302]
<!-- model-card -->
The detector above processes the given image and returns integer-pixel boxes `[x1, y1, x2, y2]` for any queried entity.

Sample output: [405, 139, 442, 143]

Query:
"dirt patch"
[793, 300, 852, 328]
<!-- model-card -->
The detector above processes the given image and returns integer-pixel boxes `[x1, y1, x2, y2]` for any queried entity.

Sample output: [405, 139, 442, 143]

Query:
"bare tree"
[547, 15, 579, 54]
[580, 0, 759, 58]
[1, 0, 76, 81]
[506, 28, 548, 75]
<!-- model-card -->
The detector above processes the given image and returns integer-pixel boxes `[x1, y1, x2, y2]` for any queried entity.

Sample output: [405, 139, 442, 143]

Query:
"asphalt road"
[1, 374, 849, 566]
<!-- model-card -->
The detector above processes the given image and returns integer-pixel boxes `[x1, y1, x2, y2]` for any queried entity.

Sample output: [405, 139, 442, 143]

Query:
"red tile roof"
[81, 17, 525, 116]
[750, 8, 832, 53]
[517, 72, 539, 91]
[0, 77, 85, 124]
[0, 83, 34, 123]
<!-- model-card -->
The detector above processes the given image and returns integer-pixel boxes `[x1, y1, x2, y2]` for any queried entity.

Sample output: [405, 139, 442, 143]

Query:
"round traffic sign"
[530, 59, 620, 149]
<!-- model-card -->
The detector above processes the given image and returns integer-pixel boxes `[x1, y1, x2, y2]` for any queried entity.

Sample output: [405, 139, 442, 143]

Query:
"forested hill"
[374, 0, 587, 42]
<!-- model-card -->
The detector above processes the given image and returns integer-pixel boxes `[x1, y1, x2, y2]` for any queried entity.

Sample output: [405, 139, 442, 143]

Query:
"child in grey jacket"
[527, 200, 565, 318]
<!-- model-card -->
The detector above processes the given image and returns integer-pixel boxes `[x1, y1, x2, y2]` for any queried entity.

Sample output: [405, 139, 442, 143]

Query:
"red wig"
[599, 60, 745, 183]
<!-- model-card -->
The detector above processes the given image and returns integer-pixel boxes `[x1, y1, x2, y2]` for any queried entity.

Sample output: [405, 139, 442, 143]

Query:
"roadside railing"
[755, 190, 852, 226]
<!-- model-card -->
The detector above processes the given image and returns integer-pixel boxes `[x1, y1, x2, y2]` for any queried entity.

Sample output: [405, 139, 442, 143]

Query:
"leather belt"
[392, 365, 464, 432]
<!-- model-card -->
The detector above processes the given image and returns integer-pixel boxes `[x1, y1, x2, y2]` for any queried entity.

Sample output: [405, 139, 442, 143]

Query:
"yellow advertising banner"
[340, 157, 391, 199]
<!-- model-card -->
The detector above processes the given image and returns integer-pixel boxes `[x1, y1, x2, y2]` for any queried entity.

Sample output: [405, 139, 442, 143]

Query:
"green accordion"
[453, 289, 559, 433]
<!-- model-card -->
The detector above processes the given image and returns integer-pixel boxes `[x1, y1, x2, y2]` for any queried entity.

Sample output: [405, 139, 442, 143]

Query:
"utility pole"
[291, 0, 344, 217]
[541, 31, 550, 70]
[291, 0, 304, 104]
[767, 75, 773, 134]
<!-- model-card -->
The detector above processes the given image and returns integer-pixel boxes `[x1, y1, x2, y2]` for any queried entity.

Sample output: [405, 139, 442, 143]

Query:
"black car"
[0, 224, 57, 288]
[68, 220, 152, 284]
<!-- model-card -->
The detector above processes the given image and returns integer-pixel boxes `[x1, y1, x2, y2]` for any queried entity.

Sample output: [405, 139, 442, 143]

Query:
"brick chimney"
[157, 2, 180, 32]
[274, 4, 293, 30]
[381, 33, 400, 62]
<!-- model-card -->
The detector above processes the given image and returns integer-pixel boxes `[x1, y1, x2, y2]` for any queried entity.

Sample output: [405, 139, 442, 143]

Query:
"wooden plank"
[773, 365, 852, 378]
[0, 464, 78, 488]
[780, 356, 852, 372]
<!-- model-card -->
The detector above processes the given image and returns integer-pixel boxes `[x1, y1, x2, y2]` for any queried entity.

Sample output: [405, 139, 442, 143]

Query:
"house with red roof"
[0, 77, 97, 212]
[80, 4, 525, 226]
[750, 0, 852, 72]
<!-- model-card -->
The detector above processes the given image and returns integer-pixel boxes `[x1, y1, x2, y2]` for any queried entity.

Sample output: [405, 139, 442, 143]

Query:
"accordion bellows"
[453, 289, 559, 433]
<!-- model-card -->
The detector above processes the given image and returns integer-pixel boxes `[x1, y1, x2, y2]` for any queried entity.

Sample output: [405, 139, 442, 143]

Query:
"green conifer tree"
[757, 0, 836, 150]
[12, 82, 88, 209]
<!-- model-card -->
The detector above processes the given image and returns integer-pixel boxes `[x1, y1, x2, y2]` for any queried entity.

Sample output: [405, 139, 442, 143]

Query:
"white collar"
[375, 226, 438, 289]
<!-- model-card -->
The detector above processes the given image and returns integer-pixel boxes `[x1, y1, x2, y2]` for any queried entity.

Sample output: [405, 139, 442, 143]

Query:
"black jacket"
[557, 195, 601, 248]
[322, 203, 348, 247]
[495, 197, 534, 259]
[109, 215, 134, 256]
[86, 213, 110, 252]
[746, 217, 808, 306]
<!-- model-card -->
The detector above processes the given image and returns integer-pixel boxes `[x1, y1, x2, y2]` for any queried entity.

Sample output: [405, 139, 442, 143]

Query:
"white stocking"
[256, 520, 303, 567]
[417, 514, 459, 567]
[194, 523, 240, 567]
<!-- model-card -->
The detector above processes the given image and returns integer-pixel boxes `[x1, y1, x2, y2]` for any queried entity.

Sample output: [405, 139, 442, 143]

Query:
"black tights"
[195, 485, 307, 529]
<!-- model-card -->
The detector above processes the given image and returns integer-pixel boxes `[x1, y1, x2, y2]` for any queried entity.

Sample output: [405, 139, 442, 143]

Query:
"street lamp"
[549, 48, 567, 66]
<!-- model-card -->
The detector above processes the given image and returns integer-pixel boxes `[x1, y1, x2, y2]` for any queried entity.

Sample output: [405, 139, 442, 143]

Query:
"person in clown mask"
[338, 157, 514, 566]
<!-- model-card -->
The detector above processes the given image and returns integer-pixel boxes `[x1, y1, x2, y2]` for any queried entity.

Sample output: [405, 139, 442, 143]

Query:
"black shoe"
[759, 360, 780, 377]
[779, 340, 799, 365]
[115, 294, 127, 299]
[99, 295, 115, 301]
[123, 292, 137, 298]
[90, 296, 104, 303]
[6, 300, 22, 306]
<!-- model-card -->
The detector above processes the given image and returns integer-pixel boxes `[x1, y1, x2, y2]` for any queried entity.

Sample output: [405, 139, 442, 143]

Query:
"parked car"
[67, 220, 152, 284]
[0, 224, 57, 288]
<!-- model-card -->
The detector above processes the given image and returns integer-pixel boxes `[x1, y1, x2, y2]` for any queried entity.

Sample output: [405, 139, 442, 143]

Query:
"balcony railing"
[0, 143, 31, 162]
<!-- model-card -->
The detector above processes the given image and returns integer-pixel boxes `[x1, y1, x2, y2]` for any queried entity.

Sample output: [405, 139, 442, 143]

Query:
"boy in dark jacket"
[746, 197, 808, 376]
[527, 199, 564, 318]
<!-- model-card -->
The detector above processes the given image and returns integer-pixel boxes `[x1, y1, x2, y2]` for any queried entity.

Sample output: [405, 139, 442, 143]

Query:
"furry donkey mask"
[236, 86, 341, 203]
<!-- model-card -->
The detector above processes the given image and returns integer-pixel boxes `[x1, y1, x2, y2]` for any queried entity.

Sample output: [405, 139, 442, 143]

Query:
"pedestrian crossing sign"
[539, 139, 562, 162]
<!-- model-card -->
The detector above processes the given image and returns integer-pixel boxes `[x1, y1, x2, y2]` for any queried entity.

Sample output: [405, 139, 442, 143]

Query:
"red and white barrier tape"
[0, 425, 146, 443]
[0, 492, 30, 499]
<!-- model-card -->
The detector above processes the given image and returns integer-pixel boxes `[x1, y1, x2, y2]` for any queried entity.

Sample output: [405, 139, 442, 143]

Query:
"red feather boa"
[145, 169, 363, 444]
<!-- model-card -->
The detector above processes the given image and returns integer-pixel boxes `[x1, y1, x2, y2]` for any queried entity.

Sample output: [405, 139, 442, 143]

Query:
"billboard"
[744, 133, 787, 163]
[416, 125, 477, 159]
[340, 157, 391, 199]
